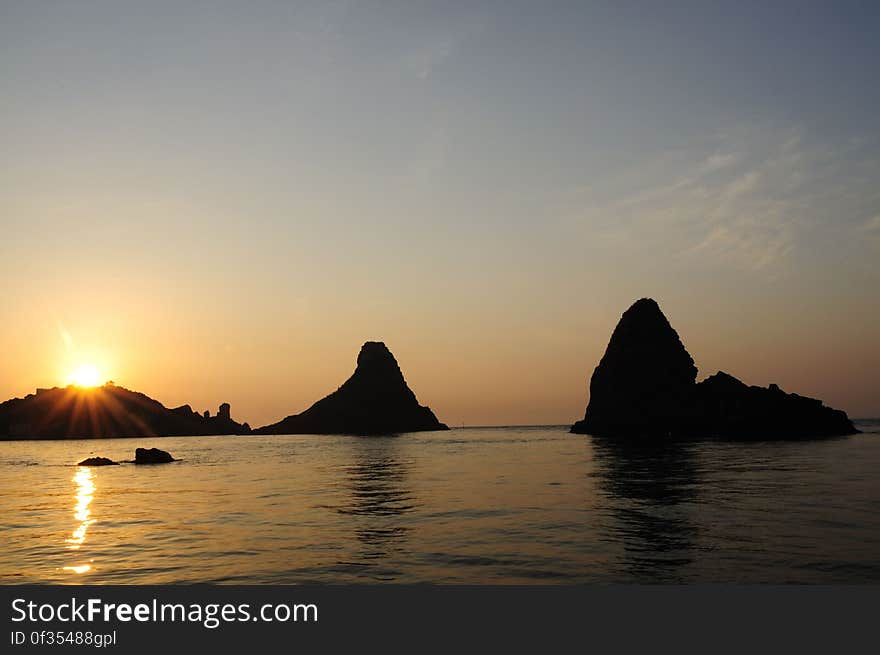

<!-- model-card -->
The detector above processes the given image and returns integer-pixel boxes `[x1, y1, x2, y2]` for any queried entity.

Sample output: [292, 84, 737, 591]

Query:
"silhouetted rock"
[77, 456, 118, 466]
[134, 447, 174, 464]
[255, 341, 449, 435]
[691, 371, 857, 439]
[572, 298, 698, 437]
[0, 384, 251, 439]
[572, 298, 857, 439]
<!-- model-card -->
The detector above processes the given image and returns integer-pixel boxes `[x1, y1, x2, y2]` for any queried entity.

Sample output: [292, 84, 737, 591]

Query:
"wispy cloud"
[400, 17, 486, 80]
[859, 214, 880, 251]
[58, 324, 73, 350]
[859, 214, 880, 233]
[404, 37, 456, 79]
[567, 125, 880, 272]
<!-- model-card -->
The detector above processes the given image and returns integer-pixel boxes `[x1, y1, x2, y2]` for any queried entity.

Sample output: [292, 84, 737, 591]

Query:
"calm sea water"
[2, 422, 879, 584]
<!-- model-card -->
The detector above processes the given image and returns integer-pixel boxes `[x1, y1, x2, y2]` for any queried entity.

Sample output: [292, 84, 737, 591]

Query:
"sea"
[2, 421, 879, 584]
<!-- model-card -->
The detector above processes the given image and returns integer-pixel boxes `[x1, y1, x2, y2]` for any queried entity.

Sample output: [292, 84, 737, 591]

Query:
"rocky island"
[0, 383, 251, 439]
[254, 341, 448, 435]
[571, 298, 857, 439]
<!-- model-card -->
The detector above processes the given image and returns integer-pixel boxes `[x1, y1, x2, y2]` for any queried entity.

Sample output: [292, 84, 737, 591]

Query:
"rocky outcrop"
[255, 341, 449, 435]
[572, 298, 857, 439]
[690, 372, 856, 439]
[134, 447, 175, 464]
[0, 385, 251, 439]
[77, 456, 118, 466]
[571, 298, 698, 437]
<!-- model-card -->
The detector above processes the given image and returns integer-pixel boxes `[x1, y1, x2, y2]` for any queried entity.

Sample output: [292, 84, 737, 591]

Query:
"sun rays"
[68, 364, 102, 388]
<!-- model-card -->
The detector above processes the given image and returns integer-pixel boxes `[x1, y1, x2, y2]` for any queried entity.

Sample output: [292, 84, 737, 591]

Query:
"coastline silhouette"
[0, 382, 249, 440]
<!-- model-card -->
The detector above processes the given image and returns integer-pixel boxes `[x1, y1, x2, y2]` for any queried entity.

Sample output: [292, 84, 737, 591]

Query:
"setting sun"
[68, 364, 102, 388]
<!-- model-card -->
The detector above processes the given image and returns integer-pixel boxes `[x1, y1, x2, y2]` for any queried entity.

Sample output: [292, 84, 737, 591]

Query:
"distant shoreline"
[0, 425, 570, 442]
[1, 421, 877, 443]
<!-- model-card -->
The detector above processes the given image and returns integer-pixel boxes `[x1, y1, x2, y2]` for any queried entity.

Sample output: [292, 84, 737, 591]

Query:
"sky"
[1, 1, 879, 426]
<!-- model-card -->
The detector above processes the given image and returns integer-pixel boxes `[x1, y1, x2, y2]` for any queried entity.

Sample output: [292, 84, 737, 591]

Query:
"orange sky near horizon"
[1, 281, 878, 427]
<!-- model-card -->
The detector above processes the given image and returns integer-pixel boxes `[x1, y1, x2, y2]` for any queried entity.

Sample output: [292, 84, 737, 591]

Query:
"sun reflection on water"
[67, 467, 95, 549]
[63, 563, 92, 574]
[64, 466, 96, 575]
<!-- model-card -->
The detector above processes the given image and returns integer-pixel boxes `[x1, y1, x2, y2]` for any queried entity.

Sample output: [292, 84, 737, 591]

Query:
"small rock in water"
[134, 447, 175, 464]
[77, 456, 118, 466]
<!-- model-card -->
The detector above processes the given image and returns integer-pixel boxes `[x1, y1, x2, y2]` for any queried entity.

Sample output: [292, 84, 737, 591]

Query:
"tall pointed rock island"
[254, 342, 449, 435]
[571, 298, 698, 437]
[571, 298, 857, 439]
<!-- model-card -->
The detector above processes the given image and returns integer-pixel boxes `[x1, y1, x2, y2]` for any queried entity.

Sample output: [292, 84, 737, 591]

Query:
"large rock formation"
[0, 384, 251, 439]
[571, 298, 857, 439]
[690, 372, 856, 439]
[255, 341, 448, 435]
[572, 298, 698, 437]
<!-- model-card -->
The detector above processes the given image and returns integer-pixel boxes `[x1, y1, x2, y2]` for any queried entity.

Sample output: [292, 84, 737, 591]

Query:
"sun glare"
[69, 364, 102, 388]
